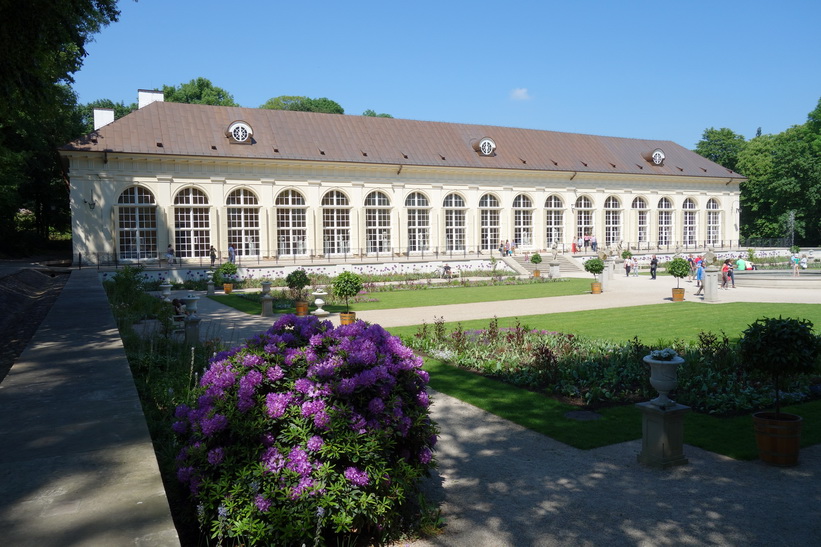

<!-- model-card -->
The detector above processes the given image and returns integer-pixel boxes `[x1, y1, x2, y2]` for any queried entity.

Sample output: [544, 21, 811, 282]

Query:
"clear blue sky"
[71, 0, 821, 149]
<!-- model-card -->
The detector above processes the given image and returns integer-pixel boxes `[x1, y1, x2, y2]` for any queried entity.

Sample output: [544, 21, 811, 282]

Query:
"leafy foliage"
[694, 127, 747, 173]
[162, 77, 239, 106]
[285, 268, 311, 301]
[584, 258, 604, 277]
[173, 316, 438, 545]
[332, 272, 363, 313]
[261, 96, 344, 114]
[667, 257, 690, 288]
[530, 253, 542, 265]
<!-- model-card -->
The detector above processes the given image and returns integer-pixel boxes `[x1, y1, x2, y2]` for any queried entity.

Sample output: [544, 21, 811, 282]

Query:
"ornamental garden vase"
[643, 353, 685, 409]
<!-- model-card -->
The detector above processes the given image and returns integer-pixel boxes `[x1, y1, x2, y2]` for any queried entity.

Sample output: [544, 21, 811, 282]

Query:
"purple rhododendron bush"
[173, 315, 439, 545]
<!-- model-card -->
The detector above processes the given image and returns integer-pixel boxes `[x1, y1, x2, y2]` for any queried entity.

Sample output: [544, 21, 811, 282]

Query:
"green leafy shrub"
[285, 268, 311, 301]
[621, 250, 633, 259]
[213, 262, 239, 285]
[530, 253, 542, 265]
[584, 258, 605, 278]
[332, 271, 363, 313]
[173, 316, 438, 545]
[666, 257, 690, 288]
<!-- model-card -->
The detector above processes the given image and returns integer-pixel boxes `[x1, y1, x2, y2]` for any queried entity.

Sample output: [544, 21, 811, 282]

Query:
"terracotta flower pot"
[591, 281, 602, 294]
[340, 312, 356, 325]
[672, 287, 685, 301]
[533, 269, 541, 278]
[223, 283, 233, 294]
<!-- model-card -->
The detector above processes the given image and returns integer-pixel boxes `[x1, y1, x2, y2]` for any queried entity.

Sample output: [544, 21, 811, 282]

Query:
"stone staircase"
[506, 254, 586, 275]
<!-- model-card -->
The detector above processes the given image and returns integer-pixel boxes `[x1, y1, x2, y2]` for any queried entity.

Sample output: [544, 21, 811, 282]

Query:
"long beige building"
[60, 91, 745, 265]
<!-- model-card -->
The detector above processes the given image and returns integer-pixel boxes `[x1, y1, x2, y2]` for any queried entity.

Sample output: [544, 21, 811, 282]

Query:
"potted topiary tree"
[216, 262, 239, 294]
[584, 257, 605, 293]
[667, 257, 690, 301]
[332, 271, 363, 325]
[285, 269, 311, 316]
[530, 252, 543, 277]
[738, 316, 821, 466]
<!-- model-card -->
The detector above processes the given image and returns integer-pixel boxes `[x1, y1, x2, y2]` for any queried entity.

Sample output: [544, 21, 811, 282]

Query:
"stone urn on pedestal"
[636, 348, 690, 469]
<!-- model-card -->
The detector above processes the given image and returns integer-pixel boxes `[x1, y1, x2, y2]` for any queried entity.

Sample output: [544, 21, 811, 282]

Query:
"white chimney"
[138, 89, 164, 109]
[93, 108, 115, 130]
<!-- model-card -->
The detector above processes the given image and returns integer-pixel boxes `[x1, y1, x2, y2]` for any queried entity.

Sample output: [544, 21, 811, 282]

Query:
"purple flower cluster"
[172, 314, 438, 539]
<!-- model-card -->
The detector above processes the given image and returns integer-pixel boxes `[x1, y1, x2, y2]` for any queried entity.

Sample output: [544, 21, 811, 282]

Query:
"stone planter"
[643, 354, 684, 409]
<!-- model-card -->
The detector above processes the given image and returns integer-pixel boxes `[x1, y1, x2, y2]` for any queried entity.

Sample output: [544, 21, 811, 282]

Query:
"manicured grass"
[424, 358, 821, 459]
[389, 302, 821, 343]
[210, 278, 591, 314]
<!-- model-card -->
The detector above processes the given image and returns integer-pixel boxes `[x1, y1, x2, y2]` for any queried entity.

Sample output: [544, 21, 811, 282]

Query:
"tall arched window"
[479, 194, 500, 250]
[174, 187, 210, 258]
[275, 189, 307, 256]
[513, 194, 533, 247]
[227, 188, 260, 257]
[443, 193, 466, 251]
[657, 197, 673, 246]
[632, 197, 648, 244]
[365, 191, 391, 254]
[604, 196, 622, 246]
[322, 190, 350, 255]
[707, 198, 721, 245]
[544, 195, 564, 246]
[682, 198, 697, 246]
[405, 192, 429, 252]
[117, 186, 157, 260]
[575, 196, 593, 241]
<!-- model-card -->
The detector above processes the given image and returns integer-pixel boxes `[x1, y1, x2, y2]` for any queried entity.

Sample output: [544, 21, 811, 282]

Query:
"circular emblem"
[651, 148, 665, 165]
[232, 125, 249, 142]
[478, 137, 496, 156]
[227, 121, 253, 143]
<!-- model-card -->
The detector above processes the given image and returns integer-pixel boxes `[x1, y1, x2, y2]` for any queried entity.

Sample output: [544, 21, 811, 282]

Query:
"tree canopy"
[694, 127, 747, 173]
[162, 77, 238, 106]
[260, 96, 344, 114]
[363, 109, 393, 118]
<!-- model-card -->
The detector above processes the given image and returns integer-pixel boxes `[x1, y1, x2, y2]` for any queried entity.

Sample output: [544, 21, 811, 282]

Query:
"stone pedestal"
[261, 294, 274, 317]
[184, 315, 201, 347]
[635, 401, 690, 469]
[181, 294, 199, 315]
[605, 257, 616, 281]
[704, 265, 720, 302]
[548, 261, 561, 279]
[207, 281, 215, 296]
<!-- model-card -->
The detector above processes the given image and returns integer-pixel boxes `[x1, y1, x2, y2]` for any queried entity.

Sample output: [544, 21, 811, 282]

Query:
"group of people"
[791, 254, 808, 276]
[623, 256, 640, 277]
[573, 234, 598, 253]
[498, 240, 517, 256]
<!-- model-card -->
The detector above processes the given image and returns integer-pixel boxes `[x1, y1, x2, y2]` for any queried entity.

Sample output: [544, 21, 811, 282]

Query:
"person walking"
[591, 235, 598, 252]
[209, 245, 217, 268]
[624, 258, 631, 277]
[694, 262, 705, 295]
[228, 244, 236, 264]
[166, 244, 175, 265]
[649, 255, 658, 280]
[632, 256, 639, 277]
[720, 260, 730, 289]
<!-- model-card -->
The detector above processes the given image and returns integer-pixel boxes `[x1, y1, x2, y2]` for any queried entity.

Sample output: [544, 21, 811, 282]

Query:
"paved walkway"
[1, 268, 819, 546]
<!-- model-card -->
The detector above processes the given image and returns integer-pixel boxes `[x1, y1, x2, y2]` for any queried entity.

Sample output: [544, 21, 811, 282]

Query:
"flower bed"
[173, 315, 438, 545]
[404, 317, 816, 415]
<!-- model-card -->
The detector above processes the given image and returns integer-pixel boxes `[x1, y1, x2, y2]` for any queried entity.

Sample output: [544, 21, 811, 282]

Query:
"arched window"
[682, 198, 697, 246]
[707, 198, 721, 245]
[173, 187, 210, 258]
[443, 193, 466, 251]
[405, 192, 430, 252]
[657, 197, 673, 246]
[227, 188, 260, 257]
[365, 191, 391, 254]
[117, 186, 157, 260]
[575, 196, 593, 242]
[479, 194, 500, 251]
[604, 196, 622, 246]
[322, 190, 350, 255]
[275, 189, 307, 256]
[513, 194, 533, 247]
[631, 197, 648, 244]
[544, 195, 564, 246]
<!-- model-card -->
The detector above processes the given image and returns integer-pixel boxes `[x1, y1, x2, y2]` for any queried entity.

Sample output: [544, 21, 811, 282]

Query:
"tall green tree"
[694, 127, 747, 172]
[162, 77, 238, 106]
[260, 96, 344, 114]
[362, 109, 393, 118]
[0, 0, 121, 252]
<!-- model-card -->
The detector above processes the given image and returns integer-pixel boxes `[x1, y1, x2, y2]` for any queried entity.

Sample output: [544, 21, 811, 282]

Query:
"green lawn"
[388, 302, 821, 343]
[424, 358, 821, 459]
[210, 278, 590, 314]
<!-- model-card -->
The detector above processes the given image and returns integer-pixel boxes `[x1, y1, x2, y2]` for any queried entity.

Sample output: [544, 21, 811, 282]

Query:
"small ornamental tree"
[738, 317, 821, 418]
[285, 268, 310, 301]
[332, 271, 363, 313]
[173, 315, 439, 545]
[621, 250, 633, 260]
[530, 253, 543, 266]
[584, 257, 605, 279]
[667, 257, 690, 288]
[213, 262, 238, 285]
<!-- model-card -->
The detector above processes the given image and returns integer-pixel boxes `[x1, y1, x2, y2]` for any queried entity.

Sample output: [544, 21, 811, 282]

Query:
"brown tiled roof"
[61, 102, 744, 180]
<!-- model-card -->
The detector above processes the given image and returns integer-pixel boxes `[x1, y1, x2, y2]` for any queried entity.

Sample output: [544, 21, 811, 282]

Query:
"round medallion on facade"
[475, 137, 496, 156]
